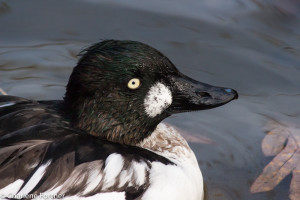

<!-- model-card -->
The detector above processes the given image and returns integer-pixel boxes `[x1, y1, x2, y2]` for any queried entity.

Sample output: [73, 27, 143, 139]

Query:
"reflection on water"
[0, 0, 299, 199]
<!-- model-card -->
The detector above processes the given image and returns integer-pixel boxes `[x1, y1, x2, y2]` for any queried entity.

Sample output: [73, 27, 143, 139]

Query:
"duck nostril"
[196, 91, 211, 98]
[225, 88, 233, 93]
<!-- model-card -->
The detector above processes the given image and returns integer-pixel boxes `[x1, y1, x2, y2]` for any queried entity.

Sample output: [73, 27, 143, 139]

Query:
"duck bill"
[167, 73, 238, 114]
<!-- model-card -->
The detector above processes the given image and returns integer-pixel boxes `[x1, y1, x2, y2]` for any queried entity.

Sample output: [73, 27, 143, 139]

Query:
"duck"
[0, 40, 238, 200]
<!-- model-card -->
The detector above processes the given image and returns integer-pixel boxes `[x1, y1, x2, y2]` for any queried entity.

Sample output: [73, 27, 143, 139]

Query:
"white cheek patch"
[144, 82, 172, 118]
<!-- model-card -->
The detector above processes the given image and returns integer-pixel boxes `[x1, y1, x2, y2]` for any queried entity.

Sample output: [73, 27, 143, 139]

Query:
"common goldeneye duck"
[0, 40, 238, 200]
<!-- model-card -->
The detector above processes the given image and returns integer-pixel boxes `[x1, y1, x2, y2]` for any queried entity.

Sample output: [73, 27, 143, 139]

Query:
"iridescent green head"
[64, 40, 238, 145]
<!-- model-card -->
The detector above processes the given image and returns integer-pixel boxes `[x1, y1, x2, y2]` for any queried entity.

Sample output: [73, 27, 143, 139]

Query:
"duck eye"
[128, 78, 141, 89]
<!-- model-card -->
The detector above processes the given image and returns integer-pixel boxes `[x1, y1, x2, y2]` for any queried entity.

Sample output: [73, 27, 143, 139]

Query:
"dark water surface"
[1, 0, 300, 199]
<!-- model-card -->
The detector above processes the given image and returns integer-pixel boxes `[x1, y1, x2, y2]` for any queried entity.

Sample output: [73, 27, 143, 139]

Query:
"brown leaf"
[261, 127, 290, 156]
[164, 123, 214, 144]
[180, 130, 214, 144]
[251, 122, 300, 200]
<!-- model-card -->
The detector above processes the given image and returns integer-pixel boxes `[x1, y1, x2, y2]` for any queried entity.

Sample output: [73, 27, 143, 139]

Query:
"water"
[0, 0, 300, 199]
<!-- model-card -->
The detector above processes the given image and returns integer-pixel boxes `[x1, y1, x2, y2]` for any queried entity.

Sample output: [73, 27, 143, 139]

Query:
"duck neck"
[65, 97, 166, 146]
[138, 123, 195, 163]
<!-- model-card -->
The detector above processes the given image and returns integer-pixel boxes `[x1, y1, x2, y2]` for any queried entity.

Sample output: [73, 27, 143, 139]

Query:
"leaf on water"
[250, 121, 300, 200]
[167, 123, 214, 144]
[180, 130, 214, 144]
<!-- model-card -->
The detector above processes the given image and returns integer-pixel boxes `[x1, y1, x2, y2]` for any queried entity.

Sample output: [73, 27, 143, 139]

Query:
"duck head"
[64, 40, 238, 145]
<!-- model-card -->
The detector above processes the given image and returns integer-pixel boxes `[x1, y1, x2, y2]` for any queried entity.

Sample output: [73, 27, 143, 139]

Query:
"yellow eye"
[128, 78, 141, 89]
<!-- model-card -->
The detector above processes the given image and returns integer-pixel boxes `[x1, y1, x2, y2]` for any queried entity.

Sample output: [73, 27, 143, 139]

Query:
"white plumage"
[144, 82, 173, 118]
[0, 123, 203, 200]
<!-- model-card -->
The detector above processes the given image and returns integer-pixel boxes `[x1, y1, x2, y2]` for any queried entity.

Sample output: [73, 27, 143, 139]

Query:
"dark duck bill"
[166, 73, 238, 114]
[63, 40, 238, 145]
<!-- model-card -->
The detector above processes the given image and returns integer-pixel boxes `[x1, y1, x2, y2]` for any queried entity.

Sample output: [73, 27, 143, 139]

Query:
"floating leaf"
[180, 129, 214, 144]
[165, 123, 214, 144]
[251, 121, 300, 200]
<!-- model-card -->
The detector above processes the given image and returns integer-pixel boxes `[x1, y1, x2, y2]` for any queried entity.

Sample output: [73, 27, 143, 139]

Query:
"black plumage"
[0, 40, 238, 200]
[0, 96, 173, 199]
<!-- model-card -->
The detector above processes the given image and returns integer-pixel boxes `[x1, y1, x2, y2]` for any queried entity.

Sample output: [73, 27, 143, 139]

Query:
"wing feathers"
[0, 96, 173, 199]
